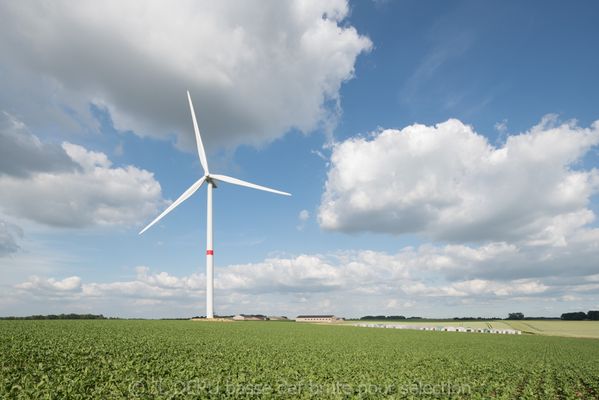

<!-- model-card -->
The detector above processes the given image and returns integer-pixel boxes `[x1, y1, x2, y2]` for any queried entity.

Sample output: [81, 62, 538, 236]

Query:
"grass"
[1, 320, 598, 398]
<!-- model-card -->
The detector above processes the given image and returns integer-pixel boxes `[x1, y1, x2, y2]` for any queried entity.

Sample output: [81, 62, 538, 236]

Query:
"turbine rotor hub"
[205, 175, 217, 188]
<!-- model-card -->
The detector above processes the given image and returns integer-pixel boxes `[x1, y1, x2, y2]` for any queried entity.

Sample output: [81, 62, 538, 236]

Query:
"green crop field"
[1, 320, 598, 399]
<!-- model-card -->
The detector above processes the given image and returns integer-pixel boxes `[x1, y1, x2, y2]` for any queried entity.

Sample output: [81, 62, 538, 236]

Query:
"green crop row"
[1, 320, 597, 399]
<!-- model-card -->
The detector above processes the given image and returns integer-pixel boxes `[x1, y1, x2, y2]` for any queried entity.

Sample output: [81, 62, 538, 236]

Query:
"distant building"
[295, 315, 341, 323]
[232, 314, 268, 321]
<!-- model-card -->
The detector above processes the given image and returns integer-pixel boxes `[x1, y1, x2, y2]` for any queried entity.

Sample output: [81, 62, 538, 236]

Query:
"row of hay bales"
[355, 323, 521, 335]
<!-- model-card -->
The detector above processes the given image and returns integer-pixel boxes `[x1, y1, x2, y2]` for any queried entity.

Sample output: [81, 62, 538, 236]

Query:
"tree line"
[359, 315, 421, 321]
[0, 314, 107, 320]
[561, 311, 599, 321]
[359, 312, 599, 321]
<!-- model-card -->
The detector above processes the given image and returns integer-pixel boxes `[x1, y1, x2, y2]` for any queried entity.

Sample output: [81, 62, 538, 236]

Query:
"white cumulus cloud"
[0, 117, 165, 228]
[0, 0, 372, 150]
[16, 276, 81, 292]
[319, 116, 599, 243]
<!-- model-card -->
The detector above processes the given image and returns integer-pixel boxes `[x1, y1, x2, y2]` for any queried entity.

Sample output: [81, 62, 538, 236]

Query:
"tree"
[561, 312, 586, 321]
[587, 311, 599, 320]
[387, 315, 406, 320]
[507, 312, 524, 320]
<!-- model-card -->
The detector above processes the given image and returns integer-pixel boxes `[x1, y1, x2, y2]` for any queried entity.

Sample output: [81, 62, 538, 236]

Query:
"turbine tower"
[139, 91, 291, 318]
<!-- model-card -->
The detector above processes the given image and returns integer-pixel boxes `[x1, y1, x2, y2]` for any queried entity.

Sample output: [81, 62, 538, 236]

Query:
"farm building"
[295, 315, 341, 323]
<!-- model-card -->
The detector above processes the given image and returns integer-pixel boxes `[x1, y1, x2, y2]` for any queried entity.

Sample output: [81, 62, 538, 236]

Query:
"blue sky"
[1, 0, 598, 318]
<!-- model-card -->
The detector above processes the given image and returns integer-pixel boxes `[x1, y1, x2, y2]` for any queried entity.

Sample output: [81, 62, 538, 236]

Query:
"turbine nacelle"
[204, 175, 218, 188]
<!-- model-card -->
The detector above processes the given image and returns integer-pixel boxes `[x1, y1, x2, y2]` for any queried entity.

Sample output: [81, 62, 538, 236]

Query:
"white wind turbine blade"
[139, 176, 206, 235]
[210, 174, 291, 196]
[187, 91, 209, 175]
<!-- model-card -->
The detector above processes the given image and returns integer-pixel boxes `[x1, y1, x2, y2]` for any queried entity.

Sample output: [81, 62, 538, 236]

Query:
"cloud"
[0, 219, 23, 256]
[299, 210, 310, 221]
[297, 209, 310, 230]
[11, 240, 599, 317]
[16, 276, 81, 292]
[0, 111, 78, 177]
[0, 116, 165, 228]
[494, 119, 508, 135]
[81, 268, 203, 299]
[404, 278, 548, 298]
[216, 255, 345, 293]
[0, 1, 371, 150]
[401, 31, 473, 107]
[319, 116, 599, 243]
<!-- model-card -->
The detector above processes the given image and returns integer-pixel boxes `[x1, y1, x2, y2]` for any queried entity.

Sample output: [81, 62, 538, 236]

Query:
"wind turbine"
[139, 91, 291, 319]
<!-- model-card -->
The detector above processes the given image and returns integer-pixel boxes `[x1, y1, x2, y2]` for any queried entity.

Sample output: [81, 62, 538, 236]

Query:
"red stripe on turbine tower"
[206, 250, 214, 255]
